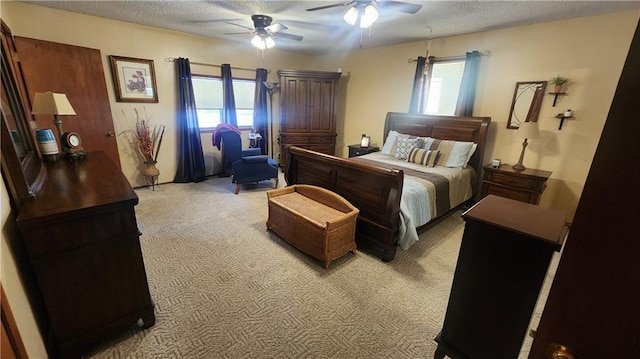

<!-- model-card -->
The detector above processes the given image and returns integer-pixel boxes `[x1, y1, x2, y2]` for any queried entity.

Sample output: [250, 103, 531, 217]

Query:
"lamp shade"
[516, 121, 540, 139]
[31, 92, 76, 115]
[343, 6, 359, 26]
[360, 5, 379, 28]
[251, 35, 275, 49]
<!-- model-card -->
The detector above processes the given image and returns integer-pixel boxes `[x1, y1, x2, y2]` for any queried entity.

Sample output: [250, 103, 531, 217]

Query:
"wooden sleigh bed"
[284, 112, 491, 262]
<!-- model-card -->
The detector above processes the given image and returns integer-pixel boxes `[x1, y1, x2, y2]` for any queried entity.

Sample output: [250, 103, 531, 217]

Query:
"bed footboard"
[285, 146, 404, 261]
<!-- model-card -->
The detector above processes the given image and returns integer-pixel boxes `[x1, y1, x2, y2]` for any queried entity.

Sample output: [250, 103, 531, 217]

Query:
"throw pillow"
[394, 137, 423, 160]
[381, 130, 410, 156]
[426, 139, 475, 168]
[407, 147, 439, 167]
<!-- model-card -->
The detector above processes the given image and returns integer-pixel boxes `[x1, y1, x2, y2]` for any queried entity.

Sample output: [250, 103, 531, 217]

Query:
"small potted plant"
[551, 76, 569, 93]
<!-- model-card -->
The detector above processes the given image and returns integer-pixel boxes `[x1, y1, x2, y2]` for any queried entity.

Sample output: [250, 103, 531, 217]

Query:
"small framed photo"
[360, 136, 371, 147]
[109, 55, 158, 103]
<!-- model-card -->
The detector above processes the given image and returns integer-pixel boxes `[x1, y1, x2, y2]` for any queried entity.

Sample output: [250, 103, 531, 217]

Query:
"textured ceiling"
[23, 0, 640, 55]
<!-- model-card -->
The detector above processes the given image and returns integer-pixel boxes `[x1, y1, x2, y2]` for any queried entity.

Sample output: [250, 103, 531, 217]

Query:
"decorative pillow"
[464, 143, 478, 168]
[407, 148, 439, 167]
[394, 138, 423, 160]
[381, 130, 409, 155]
[425, 139, 476, 168]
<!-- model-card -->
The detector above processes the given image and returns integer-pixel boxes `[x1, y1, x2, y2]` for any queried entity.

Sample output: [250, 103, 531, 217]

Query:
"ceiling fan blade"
[377, 1, 423, 14]
[225, 21, 255, 31]
[188, 18, 242, 24]
[273, 32, 303, 41]
[266, 23, 288, 33]
[306, 1, 354, 11]
[224, 31, 253, 36]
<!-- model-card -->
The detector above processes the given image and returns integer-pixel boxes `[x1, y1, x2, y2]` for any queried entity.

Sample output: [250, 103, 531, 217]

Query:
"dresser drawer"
[491, 173, 534, 189]
[485, 184, 531, 203]
[21, 207, 139, 260]
[281, 136, 310, 144]
[309, 136, 334, 144]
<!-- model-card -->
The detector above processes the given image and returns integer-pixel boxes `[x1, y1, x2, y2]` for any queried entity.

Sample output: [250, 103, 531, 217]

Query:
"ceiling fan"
[307, 0, 423, 28]
[225, 15, 303, 49]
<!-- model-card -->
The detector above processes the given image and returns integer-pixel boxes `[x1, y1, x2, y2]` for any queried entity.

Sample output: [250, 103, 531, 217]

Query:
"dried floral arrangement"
[122, 108, 165, 163]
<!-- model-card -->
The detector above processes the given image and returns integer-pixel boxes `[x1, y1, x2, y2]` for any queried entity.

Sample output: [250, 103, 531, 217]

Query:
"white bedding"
[356, 152, 476, 250]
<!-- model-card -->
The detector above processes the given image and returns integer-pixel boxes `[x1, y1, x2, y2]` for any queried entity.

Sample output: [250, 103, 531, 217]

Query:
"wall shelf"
[548, 92, 566, 107]
[555, 114, 573, 130]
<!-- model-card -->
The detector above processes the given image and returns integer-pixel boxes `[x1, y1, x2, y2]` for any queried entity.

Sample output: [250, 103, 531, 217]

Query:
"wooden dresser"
[16, 152, 155, 359]
[435, 195, 567, 359]
[277, 69, 341, 171]
[481, 163, 551, 204]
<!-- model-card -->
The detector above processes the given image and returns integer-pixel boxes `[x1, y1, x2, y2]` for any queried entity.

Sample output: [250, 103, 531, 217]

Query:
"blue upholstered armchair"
[219, 130, 279, 194]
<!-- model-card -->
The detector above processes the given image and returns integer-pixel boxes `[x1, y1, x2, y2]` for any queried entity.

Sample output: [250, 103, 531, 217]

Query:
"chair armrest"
[242, 148, 262, 157]
[242, 155, 269, 163]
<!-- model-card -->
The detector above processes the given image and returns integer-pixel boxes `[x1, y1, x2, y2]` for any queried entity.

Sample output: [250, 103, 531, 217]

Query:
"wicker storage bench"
[267, 185, 359, 269]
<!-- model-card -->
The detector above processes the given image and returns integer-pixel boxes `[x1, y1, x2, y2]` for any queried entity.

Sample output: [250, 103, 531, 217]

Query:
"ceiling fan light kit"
[251, 35, 275, 49]
[225, 14, 303, 50]
[342, 4, 379, 28]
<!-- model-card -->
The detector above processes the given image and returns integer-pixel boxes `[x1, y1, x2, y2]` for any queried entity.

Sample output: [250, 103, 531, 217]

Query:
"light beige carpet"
[87, 174, 554, 359]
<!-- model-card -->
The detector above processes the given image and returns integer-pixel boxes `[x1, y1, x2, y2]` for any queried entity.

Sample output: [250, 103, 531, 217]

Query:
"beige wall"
[1, 1, 320, 182]
[1, 185, 48, 358]
[313, 10, 638, 218]
[1, 2, 637, 356]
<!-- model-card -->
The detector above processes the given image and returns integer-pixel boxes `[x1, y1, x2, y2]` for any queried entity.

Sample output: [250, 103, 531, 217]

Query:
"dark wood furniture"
[16, 151, 155, 359]
[434, 195, 567, 359]
[15, 37, 121, 168]
[285, 112, 491, 261]
[348, 144, 379, 158]
[277, 69, 341, 171]
[481, 163, 551, 204]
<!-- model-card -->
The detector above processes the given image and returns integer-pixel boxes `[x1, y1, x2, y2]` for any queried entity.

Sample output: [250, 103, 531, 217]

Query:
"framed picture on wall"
[109, 56, 158, 103]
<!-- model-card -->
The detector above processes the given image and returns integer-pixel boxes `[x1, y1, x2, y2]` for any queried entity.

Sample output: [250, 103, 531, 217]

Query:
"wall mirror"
[1, 20, 45, 207]
[507, 81, 547, 129]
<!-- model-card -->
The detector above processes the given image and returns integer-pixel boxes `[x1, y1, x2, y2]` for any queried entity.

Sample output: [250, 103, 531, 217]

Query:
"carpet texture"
[87, 174, 553, 358]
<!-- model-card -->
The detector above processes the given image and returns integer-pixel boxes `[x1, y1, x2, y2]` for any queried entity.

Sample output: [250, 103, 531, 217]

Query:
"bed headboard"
[382, 112, 491, 178]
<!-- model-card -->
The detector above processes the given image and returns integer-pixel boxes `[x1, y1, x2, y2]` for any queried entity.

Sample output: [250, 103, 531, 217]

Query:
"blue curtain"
[408, 56, 426, 113]
[173, 57, 206, 183]
[455, 51, 481, 116]
[221, 64, 238, 127]
[253, 69, 268, 155]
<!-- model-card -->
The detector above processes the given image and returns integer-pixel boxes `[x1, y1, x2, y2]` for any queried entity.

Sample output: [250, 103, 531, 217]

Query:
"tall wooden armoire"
[277, 69, 341, 171]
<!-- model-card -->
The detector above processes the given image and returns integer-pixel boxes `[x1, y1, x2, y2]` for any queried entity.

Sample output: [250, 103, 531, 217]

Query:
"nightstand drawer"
[491, 173, 534, 189]
[485, 184, 531, 203]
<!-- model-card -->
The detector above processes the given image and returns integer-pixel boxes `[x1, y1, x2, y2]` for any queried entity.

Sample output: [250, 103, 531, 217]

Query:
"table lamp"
[30, 91, 76, 141]
[513, 121, 540, 171]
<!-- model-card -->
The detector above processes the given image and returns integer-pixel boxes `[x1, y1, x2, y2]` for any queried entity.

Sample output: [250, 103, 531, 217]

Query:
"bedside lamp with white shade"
[513, 121, 540, 171]
[30, 91, 76, 140]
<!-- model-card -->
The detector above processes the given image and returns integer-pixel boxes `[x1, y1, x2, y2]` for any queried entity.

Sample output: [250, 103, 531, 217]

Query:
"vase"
[142, 161, 160, 190]
[554, 85, 563, 93]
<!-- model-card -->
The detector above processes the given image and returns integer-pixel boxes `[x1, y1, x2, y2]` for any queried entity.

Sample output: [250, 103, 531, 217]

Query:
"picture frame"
[109, 55, 158, 103]
[360, 136, 371, 147]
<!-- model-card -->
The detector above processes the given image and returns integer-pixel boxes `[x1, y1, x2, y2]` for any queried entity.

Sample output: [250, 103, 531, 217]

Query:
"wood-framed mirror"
[507, 81, 547, 129]
[1, 20, 46, 207]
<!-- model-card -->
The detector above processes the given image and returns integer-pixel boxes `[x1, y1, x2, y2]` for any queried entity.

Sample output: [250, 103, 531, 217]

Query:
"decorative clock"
[60, 132, 86, 160]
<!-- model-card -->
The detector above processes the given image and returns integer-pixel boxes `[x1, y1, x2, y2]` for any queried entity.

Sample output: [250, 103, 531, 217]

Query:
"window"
[192, 76, 255, 129]
[423, 59, 466, 115]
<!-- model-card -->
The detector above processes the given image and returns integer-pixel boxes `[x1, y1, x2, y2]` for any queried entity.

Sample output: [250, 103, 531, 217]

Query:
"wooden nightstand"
[348, 144, 379, 158]
[481, 164, 552, 205]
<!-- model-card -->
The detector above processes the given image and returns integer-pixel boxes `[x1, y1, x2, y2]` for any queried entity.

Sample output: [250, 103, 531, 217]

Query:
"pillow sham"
[425, 139, 476, 168]
[381, 130, 409, 155]
[407, 147, 439, 167]
[394, 137, 423, 160]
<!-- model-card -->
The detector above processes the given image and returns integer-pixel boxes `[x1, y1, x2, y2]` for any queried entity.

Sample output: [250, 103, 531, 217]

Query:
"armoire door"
[280, 76, 309, 132]
[14, 37, 120, 168]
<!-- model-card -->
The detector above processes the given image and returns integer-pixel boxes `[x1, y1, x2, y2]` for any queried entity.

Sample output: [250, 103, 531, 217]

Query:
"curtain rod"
[164, 57, 270, 73]
[407, 50, 492, 63]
